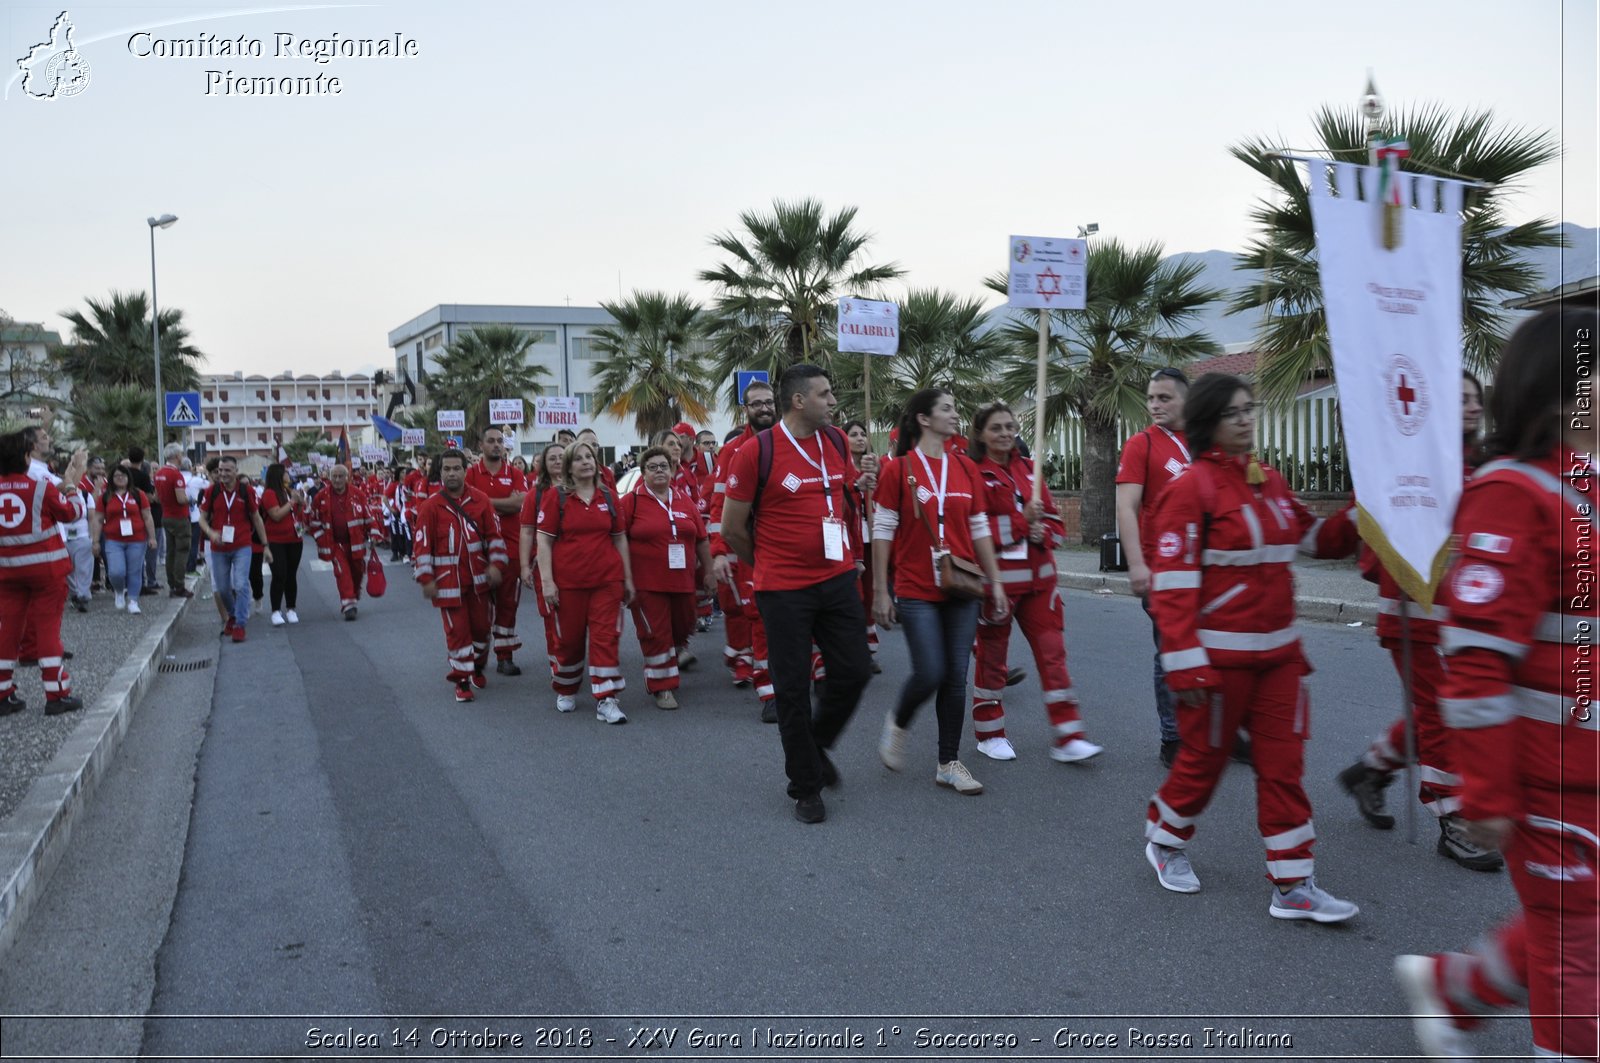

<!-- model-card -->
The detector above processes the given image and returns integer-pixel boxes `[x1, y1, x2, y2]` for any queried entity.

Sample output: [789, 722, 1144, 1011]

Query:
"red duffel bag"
[365, 552, 387, 597]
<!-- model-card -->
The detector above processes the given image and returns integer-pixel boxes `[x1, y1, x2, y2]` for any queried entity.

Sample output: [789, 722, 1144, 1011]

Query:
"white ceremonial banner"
[1007, 235, 1087, 310]
[837, 298, 899, 356]
[534, 397, 581, 431]
[489, 398, 524, 425]
[1309, 160, 1466, 607]
[400, 428, 426, 447]
[436, 409, 466, 432]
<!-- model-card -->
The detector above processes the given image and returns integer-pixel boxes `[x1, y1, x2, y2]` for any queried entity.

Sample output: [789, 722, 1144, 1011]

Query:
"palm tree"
[590, 292, 714, 441]
[52, 291, 205, 402]
[700, 198, 904, 406]
[69, 387, 156, 460]
[1230, 103, 1563, 403]
[832, 288, 1003, 434]
[425, 325, 550, 442]
[987, 238, 1224, 544]
[282, 429, 331, 464]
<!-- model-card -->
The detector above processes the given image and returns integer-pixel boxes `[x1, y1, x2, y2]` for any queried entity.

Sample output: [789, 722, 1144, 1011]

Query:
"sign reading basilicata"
[436, 410, 466, 432]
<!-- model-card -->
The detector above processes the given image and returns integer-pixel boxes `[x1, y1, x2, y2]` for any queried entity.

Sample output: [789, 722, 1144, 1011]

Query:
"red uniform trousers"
[717, 574, 754, 685]
[0, 574, 71, 703]
[1145, 661, 1316, 885]
[439, 592, 491, 683]
[1362, 644, 1461, 816]
[329, 540, 367, 608]
[489, 546, 522, 661]
[1424, 822, 1598, 1059]
[971, 588, 1084, 749]
[630, 589, 696, 693]
[550, 584, 625, 701]
[530, 570, 560, 674]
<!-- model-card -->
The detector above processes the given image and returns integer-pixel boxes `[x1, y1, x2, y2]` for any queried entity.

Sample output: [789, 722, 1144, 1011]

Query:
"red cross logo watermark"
[1035, 268, 1063, 301]
[1396, 374, 1417, 415]
[0, 493, 26, 530]
[1384, 354, 1430, 437]
[1452, 563, 1504, 605]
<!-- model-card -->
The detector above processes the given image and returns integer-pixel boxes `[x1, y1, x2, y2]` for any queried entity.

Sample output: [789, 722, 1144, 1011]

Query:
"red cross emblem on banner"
[1396, 374, 1417, 415]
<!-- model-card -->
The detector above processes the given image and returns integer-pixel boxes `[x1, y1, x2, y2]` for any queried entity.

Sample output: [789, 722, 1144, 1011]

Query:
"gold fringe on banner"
[1355, 503, 1454, 610]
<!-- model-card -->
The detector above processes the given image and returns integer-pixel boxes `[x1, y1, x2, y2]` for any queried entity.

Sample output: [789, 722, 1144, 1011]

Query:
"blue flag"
[370, 413, 404, 443]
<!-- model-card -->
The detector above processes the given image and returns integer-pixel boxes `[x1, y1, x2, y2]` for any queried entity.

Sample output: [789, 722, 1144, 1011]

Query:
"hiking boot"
[1050, 737, 1104, 763]
[495, 658, 522, 676]
[759, 701, 777, 724]
[1337, 760, 1397, 830]
[596, 698, 627, 725]
[879, 713, 910, 771]
[1393, 954, 1474, 1059]
[935, 760, 983, 795]
[44, 695, 84, 716]
[975, 736, 1017, 761]
[1438, 815, 1505, 872]
[0, 693, 25, 716]
[1145, 841, 1201, 894]
[1269, 877, 1359, 923]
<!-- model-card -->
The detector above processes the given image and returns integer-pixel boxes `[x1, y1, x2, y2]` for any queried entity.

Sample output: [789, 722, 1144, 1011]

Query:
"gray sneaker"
[1437, 815, 1505, 872]
[1145, 841, 1201, 893]
[1269, 876, 1359, 923]
[879, 713, 910, 771]
[1393, 954, 1474, 1059]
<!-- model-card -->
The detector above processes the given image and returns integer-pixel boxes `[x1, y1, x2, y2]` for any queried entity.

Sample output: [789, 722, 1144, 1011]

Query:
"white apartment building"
[387, 304, 733, 457]
[0, 322, 70, 423]
[185, 371, 381, 460]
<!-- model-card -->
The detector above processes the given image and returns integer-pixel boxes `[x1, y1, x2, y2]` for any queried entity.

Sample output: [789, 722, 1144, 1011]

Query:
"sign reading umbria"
[126, 29, 421, 96]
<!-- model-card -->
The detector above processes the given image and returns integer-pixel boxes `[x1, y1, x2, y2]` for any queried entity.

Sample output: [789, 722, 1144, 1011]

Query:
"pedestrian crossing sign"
[165, 391, 202, 427]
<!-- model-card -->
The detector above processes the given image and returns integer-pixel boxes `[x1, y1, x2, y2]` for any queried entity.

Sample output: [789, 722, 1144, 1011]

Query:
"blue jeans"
[209, 546, 252, 624]
[893, 596, 981, 764]
[104, 539, 148, 599]
[1143, 595, 1179, 742]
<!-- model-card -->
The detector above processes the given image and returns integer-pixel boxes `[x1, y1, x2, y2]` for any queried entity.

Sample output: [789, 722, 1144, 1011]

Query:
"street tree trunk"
[1080, 413, 1121, 545]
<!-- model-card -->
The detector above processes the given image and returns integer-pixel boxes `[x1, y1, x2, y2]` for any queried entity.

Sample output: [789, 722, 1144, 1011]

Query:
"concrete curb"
[0, 591, 195, 961]
[1058, 572, 1380, 625]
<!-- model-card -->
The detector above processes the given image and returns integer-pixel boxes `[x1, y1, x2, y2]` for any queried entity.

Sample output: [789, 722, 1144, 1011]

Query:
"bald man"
[309, 463, 384, 620]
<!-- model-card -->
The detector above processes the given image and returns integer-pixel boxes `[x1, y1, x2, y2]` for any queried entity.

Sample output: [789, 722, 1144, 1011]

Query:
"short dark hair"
[481, 426, 505, 440]
[128, 446, 145, 464]
[723, 428, 743, 445]
[439, 448, 467, 469]
[0, 431, 29, 475]
[1150, 367, 1190, 391]
[1483, 298, 1600, 461]
[638, 446, 671, 471]
[1183, 373, 1253, 454]
[741, 378, 775, 404]
[217, 455, 237, 468]
[778, 363, 827, 411]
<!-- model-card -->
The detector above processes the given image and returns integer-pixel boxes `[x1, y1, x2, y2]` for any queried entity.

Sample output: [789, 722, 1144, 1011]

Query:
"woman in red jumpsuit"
[1396, 300, 1599, 1061]
[1144, 373, 1359, 921]
[0, 431, 87, 715]
[519, 442, 565, 680]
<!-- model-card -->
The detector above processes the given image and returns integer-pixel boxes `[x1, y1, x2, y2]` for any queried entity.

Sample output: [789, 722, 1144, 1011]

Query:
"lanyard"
[116, 492, 132, 516]
[221, 490, 238, 516]
[1157, 425, 1192, 465]
[779, 421, 833, 517]
[988, 456, 1031, 513]
[914, 448, 949, 545]
[648, 487, 678, 539]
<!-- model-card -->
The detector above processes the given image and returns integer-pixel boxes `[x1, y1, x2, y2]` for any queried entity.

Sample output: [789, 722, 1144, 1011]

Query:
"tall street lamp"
[147, 213, 178, 456]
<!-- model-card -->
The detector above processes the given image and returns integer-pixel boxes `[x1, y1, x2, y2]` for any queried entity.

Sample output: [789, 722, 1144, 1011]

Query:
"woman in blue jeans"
[91, 465, 157, 613]
[872, 388, 1008, 795]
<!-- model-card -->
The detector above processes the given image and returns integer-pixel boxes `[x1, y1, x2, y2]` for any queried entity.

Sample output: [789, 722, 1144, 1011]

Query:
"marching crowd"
[0, 298, 1592, 1059]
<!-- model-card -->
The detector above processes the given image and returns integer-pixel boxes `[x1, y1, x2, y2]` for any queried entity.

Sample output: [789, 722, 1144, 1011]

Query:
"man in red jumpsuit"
[704, 379, 778, 720]
[414, 449, 506, 703]
[464, 426, 528, 675]
[310, 463, 383, 620]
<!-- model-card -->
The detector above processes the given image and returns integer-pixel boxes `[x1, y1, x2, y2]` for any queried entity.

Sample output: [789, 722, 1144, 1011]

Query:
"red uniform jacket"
[0, 475, 83, 578]
[412, 486, 508, 608]
[309, 484, 382, 561]
[704, 424, 757, 558]
[975, 452, 1063, 596]
[1148, 450, 1357, 690]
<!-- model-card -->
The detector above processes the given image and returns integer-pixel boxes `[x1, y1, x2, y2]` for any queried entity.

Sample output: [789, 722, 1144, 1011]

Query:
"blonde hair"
[560, 440, 601, 492]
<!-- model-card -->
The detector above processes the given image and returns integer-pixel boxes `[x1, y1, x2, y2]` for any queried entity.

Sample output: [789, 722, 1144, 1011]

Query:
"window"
[204, 413, 214, 424]
[257, 413, 267, 423]
[308, 410, 318, 421]
[255, 390, 265, 401]
[271, 389, 280, 401]
[272, 413, 282, 422]
[355, 409, 365, 419]
[571, 337, 606, 361]
[257, 432, 268, 444]
[322, 388, 331, 400]
[219, 390, 229, 401]
[355, 388, 365, 399]
[424, 333, 443, 351]
[221, 432, 231, 445]
[576, 392, 595, 414]
[305, 389, 316, 399]
[324, 409, 333, 420]
[203, 390, 213, 402]
[220, 411, 230, 424]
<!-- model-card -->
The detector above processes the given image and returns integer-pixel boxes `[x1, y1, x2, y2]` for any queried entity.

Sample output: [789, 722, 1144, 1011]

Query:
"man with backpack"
[198, 455, 270, 642]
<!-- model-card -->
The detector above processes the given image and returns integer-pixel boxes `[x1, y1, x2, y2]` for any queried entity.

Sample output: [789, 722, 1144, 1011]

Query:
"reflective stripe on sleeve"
[1151, 570, 1201, 591]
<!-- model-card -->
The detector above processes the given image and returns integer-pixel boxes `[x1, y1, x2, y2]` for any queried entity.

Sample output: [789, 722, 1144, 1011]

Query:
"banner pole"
[863, 356, 872, 441]
[1032, 309, 1049, 503]
[1398, 590, 1419, 845]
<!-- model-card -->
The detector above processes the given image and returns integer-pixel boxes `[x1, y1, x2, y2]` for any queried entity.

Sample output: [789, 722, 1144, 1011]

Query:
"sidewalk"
[1053, 546, 1380, 624]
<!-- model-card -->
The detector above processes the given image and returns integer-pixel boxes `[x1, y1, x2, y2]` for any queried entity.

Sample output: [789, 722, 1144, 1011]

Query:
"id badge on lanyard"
[667, 543, 688, 569]
[117, 495, 134, 537]
[1000, 540, 1028, 561]
[822, 518, 845, 562]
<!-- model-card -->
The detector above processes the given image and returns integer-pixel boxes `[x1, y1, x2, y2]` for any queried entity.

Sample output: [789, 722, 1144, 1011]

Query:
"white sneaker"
[555, 694, 577, 713]
[975, 736, 1017, 761]
[114, 591, 126, 610]
[676, 646, 696, 669]
[879, 713, 910, 771]
[1269, 876, 1360, 923]
[271, 611, 285, 626]
[1394, 954, 1474, 1059]
[935, 760, 983, 795]
[1050, 737, 1105, 763]
[596, 697, 627, 725]
[284, 609, 299, 624]
[126, 599, 142, 615]
[1146, 841, 1202, 893]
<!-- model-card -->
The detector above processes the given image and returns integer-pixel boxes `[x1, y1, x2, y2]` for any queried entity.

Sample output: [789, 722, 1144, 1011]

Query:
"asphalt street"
[0, 566, 1532, 1062]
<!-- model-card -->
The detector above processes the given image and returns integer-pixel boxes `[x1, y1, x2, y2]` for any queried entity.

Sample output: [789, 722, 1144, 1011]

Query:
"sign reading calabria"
[837, 299, 899, 356]
[436, 410, 466, 432]
[489, 398, 524, 425]
[1007, 236, 1088, 310]
[534, 397, 580, 430]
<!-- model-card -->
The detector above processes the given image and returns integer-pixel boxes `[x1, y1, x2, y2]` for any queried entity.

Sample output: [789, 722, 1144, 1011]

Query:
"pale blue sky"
[5, 0, 1594, 377]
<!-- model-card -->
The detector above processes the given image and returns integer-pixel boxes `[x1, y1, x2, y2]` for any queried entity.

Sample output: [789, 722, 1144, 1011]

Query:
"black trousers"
[269, 541, 303, 611]
[756, 568, 873, 800]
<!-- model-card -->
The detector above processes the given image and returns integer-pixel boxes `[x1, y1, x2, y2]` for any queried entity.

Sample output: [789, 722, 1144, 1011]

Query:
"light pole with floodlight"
[147, 214, 178, 456]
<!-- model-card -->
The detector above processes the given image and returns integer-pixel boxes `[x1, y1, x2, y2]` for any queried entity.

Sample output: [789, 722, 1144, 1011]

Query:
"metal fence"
[1041, 397, 1351, 494]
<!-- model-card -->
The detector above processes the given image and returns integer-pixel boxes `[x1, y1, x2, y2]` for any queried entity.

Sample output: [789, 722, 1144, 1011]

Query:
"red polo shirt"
[621, 483, 705, 594]
[876, 451, 985, 602]
[724, 425, 859, 592]
[535, 485, 623, 589]
[1115, 425, 1192, 565]
[101, 490, 151, 543]
[201, 484, 257, 553]
[464, 460, 528, 551]
[152, 464, 187, 514]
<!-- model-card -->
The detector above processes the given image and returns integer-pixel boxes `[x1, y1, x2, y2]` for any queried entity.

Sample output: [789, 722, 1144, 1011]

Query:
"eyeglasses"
[744, 399, 775, 409]
[642, 462, 671, 473]
[1221, 403, 1258, 422]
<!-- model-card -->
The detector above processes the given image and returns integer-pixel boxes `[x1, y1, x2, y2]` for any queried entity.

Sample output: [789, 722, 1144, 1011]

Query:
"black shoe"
[44, 695, 84, 715]
[140, 585, 160, 596]
[1437, 815, 1505, 871]
[170, 587, 193, 598]
[1230, 733, 1254, 765]
[1337, 760, 1397, 830]
[342, 606, 358, 621]
[760, 701, 777, 724]
[794, 795, 826, 824]
[63, 650, 72, 661]
[496, 659, 522, 676]
[73, 597, 88, 613]
[1005, 666, 1027, 687]
[1159, 738, 1180, 768]
[0, 693, 24, 716]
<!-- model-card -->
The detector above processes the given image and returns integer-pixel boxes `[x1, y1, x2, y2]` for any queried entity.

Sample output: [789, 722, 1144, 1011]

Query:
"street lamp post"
[147, 214, 178, 457]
